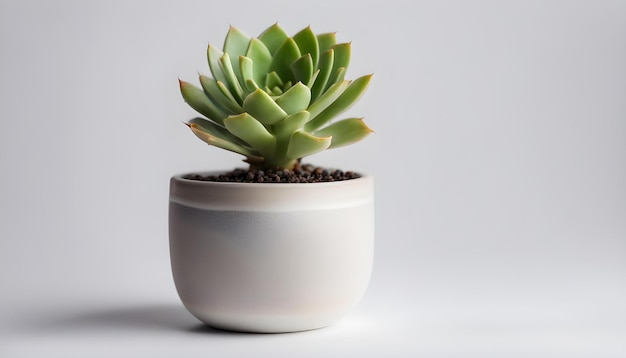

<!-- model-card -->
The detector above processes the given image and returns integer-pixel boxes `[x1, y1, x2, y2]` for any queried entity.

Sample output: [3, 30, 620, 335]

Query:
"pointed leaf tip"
[314, 117, 373, 149]
[179, 79, 228, 124]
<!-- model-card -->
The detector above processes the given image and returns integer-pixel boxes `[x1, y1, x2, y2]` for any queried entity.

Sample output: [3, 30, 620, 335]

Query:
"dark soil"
[184, 163, 361, 183]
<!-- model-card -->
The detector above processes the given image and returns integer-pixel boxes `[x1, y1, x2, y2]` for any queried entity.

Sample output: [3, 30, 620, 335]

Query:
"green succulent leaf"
[270, 38, 301, 85]
[207, 45, 227, 84]
[179, 80, 227, 125]
[216, 81, 243, 109]
[314, 117, 373, 148]
[259, 23, 289, 55]
[317, 32, 337, 54]
[245, 38, 272, 85]
[305, 74, 372, 131]
[275, 82, 311, 115]
[327, 43, 351, 89]
[310, 49, 334, 101]
[223, 26, 250, 83]
[188, 119, 259, 158]
[291, 53, 314, 85]
[188, 117, 246, 146]
[245, 79, 260, 93]
[238, 56, 258, 93]
[242, 88, 288, 125]
[218, 53, 244, 104]
[199, 75, 242, 114]
[224, 113, 276, 156]
[270, 86, 283, 96]
[287, 131, 332, 159]
[265, 71, 283, 90]
[306, 80, 351, 119]
[181, 25, 373, 170]
[333, 67, 346, 85]
[274, 111, 310, 138]
[307, 69, 320, 88]
[293, 26, 319, 68]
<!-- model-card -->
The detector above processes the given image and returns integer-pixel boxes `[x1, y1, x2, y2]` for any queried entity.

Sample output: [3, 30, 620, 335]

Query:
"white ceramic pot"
[169, 172, 375, 333]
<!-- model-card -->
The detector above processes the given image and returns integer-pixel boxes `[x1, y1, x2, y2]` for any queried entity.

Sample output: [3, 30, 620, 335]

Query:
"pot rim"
[171, 170, 371, 187]
[170, 171, 374, 212]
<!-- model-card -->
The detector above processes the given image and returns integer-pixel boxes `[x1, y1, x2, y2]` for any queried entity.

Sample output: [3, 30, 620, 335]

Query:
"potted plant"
[170, 24, 374, 333]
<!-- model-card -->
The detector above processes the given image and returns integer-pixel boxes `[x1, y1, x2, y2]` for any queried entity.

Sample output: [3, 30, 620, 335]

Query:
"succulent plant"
[179, 24, 373, 170]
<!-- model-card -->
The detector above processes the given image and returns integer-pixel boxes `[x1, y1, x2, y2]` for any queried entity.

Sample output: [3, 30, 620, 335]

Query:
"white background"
[1, 0, 625, 357]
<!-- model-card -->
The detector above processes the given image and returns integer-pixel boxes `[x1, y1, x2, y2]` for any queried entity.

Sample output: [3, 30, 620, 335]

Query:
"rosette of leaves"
[179, 24, 373, 170]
